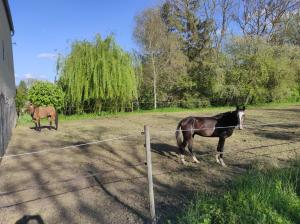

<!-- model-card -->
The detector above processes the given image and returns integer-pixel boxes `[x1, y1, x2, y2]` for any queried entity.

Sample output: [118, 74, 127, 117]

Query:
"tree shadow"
[87, 170, 149, 223]
[254, 130, 299, 140]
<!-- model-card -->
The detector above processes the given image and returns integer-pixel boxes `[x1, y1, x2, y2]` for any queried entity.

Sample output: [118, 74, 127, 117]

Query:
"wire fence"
[0, 119, 299, 223]
[2, 120, 300, 160]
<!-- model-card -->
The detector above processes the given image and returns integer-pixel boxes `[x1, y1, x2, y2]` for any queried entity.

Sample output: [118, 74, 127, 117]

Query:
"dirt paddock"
[0, 106, 300, 224]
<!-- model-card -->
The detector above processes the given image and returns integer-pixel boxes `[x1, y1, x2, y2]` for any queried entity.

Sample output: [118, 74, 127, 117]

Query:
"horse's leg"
[188, 137, 200, 163]
[38, 118, 41, 132]
[216, 137, 226, 167]
[34, 120, 38, 131]
[49, 117, 52, 130]
[179, 140, 188, 165]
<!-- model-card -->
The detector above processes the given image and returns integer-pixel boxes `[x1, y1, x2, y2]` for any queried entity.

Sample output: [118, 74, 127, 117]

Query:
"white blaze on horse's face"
[238, 111, 245, 130]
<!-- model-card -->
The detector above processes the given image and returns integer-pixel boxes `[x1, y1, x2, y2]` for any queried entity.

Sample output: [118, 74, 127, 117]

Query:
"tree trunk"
[151, 53, 157, 110]
[244, 92, 251, 105]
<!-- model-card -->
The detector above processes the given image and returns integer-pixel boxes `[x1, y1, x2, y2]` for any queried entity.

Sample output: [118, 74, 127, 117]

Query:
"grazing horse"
[175, 106, 245, 167]
[27, 103, 58, 131]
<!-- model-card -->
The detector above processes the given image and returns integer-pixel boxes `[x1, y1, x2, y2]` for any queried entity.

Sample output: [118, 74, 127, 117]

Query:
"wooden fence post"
[144, 125, 156, 223]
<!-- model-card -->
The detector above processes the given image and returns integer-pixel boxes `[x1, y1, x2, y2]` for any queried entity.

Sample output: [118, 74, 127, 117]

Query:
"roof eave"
[3, 0, 14, 35]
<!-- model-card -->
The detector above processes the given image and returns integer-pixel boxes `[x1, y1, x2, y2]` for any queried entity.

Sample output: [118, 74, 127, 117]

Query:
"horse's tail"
[55, 112, 58, 131]
[176, 121, 182, 147]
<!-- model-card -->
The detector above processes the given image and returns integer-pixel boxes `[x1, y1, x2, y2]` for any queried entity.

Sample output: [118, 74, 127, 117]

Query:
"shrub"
[15, 80, 28, 115]
[28, 81, 64, 110]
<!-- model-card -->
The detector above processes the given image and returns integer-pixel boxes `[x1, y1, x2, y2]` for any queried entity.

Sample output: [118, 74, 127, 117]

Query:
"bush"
[15, 80, 28, 115]
[28, 81, 64, 110]
[180, 99, 210, 109]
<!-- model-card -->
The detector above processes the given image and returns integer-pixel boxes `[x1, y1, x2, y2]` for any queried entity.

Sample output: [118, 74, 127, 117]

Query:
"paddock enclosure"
[0, 106, 300, 224]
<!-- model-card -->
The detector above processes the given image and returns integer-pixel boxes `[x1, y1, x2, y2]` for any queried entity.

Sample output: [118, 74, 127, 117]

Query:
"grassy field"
[177, 161, 300, 224]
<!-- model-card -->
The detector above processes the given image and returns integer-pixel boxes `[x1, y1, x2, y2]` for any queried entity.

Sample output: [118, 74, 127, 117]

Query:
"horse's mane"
[213, 111, 234, 119]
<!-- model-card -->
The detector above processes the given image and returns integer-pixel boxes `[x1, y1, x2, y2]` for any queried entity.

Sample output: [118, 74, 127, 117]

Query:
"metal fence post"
[144, 125, 156, 223]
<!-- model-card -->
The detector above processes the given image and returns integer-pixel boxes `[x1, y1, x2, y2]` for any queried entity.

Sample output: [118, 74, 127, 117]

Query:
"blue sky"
[10, 0, 158, 84]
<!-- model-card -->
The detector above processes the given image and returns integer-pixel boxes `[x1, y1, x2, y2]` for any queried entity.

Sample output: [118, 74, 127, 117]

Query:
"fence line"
[0, 161, 151, 196]
[0, 134, 138, 160]
[1, 120, 300, 160]
[0, 169, 181, 209]
[1, 145, 299, 209]
[151, 137, 300, 158]
[152, 120, 300, 134]
[2, 140, 299, 198]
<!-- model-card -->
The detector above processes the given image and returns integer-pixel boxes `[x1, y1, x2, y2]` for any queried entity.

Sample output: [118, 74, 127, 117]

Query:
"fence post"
[144, 125, 156, 223]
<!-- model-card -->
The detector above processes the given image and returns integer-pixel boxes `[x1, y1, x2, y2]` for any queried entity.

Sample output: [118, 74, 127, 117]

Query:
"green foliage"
[161, 0, 213, 63]
[28, 81, 64, 110]
[177, 162, 300, 224]
[222, 37, 300, 104]
[134, 7, 188, 109]
[134, 1, 300, 109]
[57, 35, 137, 113]
[15, 80, 28, 115]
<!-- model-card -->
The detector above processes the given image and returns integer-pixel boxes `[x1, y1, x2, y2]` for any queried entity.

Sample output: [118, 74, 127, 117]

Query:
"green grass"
[17, 106, 233, 125]
[177, 162, 300, 224]
[17, 101, 300, 126]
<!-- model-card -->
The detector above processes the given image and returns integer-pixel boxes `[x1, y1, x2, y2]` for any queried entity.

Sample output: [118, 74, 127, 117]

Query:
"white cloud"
[24, 73, 35, 79]
[37, 53, 58, 60]
[21, 73, 50, 81]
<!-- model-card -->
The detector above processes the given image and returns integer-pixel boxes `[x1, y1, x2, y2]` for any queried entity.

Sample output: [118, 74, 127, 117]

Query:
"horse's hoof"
[219, 159, 227, 167]
[192, 155, 200, 163]
[193, 159, 200, 164]
[215, 155, 221, 164]
[181, 159, 188, 165]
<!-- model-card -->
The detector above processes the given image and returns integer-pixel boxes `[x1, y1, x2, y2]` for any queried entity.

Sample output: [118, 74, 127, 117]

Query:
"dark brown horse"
[27, 103, 58, 131]
[176, 106, 245, 166]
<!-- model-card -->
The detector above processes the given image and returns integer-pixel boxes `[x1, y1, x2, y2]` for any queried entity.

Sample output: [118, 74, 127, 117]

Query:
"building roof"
[2, 0, 14, 34]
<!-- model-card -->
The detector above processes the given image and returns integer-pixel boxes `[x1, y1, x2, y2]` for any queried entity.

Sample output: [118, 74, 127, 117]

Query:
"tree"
[203, 0, 235, 51]
[15, 80, 28, 116]
[223, 37, 300, 104]
[57, 35, 138, 113]
[28, 81, 64, 110]
[134, 7, 187, 109]
[272, 11, 300, 45]
[162, 0, 214, 63]
[233, 0, 300, 40]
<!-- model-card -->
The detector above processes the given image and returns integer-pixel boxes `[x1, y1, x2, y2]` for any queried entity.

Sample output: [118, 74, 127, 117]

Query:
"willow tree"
[57, 35, 138, 113]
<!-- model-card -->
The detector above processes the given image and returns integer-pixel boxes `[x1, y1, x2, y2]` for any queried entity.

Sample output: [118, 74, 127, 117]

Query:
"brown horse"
[27, 103, 58, 131]
[176, 106, 245, 167]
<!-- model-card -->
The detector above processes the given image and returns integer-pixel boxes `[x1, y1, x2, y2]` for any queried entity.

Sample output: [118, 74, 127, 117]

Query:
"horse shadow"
[151, 143, 213, 162]
[29, 125, 56, 131]
[15, 215, 45, 224]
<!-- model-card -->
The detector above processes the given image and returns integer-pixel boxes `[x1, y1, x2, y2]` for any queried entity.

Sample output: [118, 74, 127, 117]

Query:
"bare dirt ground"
[0, 106, 300, 224]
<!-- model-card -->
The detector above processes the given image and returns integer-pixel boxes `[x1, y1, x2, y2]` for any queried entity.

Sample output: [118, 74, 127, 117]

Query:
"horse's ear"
[236, 105, 240, 110]
[242, 106, 246, 110]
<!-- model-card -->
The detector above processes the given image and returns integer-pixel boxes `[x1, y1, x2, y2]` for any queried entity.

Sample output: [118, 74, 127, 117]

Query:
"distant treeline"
[16, 0, 300, 114]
